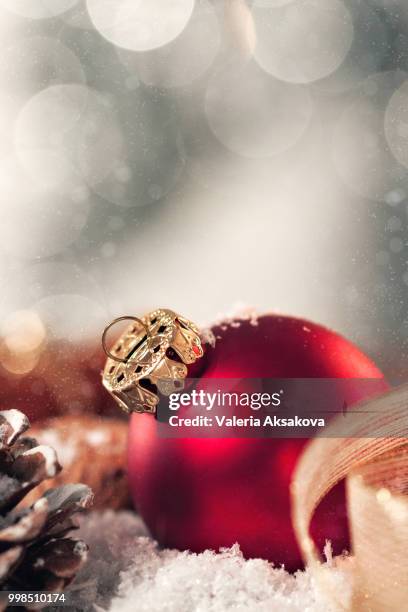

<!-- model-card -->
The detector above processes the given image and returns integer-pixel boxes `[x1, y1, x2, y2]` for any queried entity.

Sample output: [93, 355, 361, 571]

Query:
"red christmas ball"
[127, 314, 387, 570]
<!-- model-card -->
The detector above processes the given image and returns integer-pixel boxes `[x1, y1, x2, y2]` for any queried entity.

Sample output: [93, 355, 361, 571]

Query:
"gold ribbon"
[291, 384, 408, 611]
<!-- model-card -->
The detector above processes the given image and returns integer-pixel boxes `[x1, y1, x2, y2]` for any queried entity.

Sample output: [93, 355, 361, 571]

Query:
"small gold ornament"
[101, 309, 203, 414]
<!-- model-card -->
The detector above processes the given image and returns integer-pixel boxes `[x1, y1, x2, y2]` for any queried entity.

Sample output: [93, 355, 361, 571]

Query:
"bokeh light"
[252, 0, 354, 84]
[90, 93, 186, 208]
[32, 294, 107, 342]
[0, 310, 46, 375]
[0, 261, 103, 321]
[15, 84, 124, 192]
[1, 310, 45, 353]
[0, 37, 85, 162]
[117, 0, 220, 89]
[312, 0, 387, 94]
[0, 155, 90, 259]
[86, 0, 195, 52]
[0, 346, 41, 375]
[0, 36, 85, 96]
[332, 71, 408, 202]
[0, 0, 79, 20]
[253, 0, 296, 6]
[0, 0, 406, 376]
[14, 84, 89, 190]
[205, 61, 313, 157]
[61, 4, 94, 30]
[385, 80, 408, 170]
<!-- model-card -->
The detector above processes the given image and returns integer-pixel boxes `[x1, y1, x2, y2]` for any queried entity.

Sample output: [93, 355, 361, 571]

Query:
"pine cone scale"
[30, 539, 88, 579]
[0, 546, 22, 581]
[0, 409, 93, 600]
[0, 498, 48, 544]
[0, 473, 25, 514]
[0, 411, 29, 450]
[0, 442, 62, 514]
[12, 446, 61, 487]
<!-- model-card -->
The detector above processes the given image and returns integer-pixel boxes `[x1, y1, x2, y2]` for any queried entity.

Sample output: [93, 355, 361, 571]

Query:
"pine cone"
[0, 409, 93, 605]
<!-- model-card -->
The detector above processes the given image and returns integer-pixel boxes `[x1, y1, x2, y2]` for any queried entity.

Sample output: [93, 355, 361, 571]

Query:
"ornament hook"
[102, 316, 150, 363]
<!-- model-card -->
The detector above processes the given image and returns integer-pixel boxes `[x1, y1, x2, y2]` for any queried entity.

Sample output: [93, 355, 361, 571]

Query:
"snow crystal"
[62, 511, 149, 612]
[204, 303, 260, 330]
[23, 445, 59, 478]
[200, 327, 216, 348]
[63, 511, 352, 612]
[73, 540, 89, 560]
[0, 409, 29, 444]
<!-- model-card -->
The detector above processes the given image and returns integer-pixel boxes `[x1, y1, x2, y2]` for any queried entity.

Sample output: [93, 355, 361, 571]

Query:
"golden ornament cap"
[101, 309, 203, 414]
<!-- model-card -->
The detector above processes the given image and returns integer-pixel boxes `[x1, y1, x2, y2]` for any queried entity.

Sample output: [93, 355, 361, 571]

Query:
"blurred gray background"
[0, 0, 407, 379]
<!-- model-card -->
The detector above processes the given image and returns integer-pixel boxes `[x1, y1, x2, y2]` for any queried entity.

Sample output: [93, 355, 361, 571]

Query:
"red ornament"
[127, 314, 387, 570]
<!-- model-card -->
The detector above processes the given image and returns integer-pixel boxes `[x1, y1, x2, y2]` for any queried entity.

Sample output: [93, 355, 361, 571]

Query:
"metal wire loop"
[101, 315, 150, 362]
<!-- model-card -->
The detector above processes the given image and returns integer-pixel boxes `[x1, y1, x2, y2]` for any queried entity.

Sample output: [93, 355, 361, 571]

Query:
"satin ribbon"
[291, 384, 408, 611]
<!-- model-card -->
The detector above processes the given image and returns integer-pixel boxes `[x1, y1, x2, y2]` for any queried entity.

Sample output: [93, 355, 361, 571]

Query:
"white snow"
[0, 409, 29, 444]
[207, 303, 260, 329]
[23, 445, 59, 478]
[67, 511, 352, 612]
[200, 327, 216, 348]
